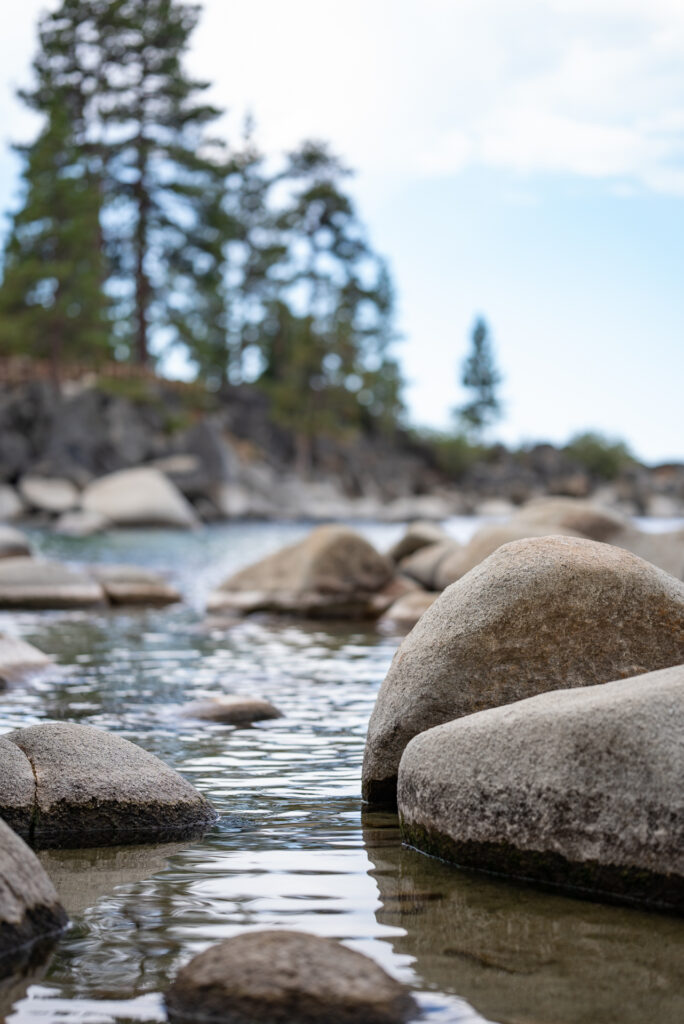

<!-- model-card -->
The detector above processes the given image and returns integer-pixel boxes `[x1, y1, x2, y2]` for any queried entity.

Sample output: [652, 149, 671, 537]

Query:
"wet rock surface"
[4, 722, 218, 848]
[166, 929, 417, 1024]
[363, 535, 684, 805]
[182, 695, 282, 724]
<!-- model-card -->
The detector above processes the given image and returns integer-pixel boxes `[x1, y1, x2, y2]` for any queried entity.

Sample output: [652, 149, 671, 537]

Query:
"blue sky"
[1, 0, 683, 462]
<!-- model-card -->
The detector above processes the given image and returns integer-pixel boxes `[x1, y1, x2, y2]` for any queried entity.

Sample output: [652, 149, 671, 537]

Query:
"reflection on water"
[0, 521, 681, 1023]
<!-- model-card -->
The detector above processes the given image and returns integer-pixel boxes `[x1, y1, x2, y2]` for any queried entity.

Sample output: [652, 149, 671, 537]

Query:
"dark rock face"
[166, 929, 417, 1024]
[363, 536, 684, 806]
[398, 665, 684, 911]
[4, 723, 218, 848]
[0, 817, 67, 967]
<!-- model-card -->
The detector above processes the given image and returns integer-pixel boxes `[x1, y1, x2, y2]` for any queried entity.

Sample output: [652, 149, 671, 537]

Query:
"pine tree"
[94, 0, 227, 365]
[457, 317, 503, 436]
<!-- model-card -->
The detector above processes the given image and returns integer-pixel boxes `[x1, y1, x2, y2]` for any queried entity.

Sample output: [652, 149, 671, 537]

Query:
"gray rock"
[512, 497, 627, 540]
[82, 467, 198, 529]
[387, 521, 450, 563]
[0, 558, 104, 609]
[398, 539, 461, 590]
[0, 526, 32, 559]
[90, 565, 181, 606]
[0, 485, 24, 522]
[0, 816, 67, 963]
[208, 525, 394, 619]
[5, 722, 218, 848]
[0, 634, 52, 687]
[182, 696, 282, 724]
[166, 929, 417, 1024]
[54, 509, 111, 537]
[398, 665, 684, 910]
[379, 591, 439, 630]
[18, 476, 79, 515]
[434, 522, 582, 588]
[363, 535, 684, 806]
[0, 737, 36, 837]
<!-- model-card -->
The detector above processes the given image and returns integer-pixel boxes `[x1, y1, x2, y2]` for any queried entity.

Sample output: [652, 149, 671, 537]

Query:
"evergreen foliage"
[456, 317, 503, 437]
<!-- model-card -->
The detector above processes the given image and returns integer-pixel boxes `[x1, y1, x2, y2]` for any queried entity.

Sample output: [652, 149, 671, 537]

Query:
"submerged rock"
[90, 565, 181, 606]
[0, 557, 104, 609]
[182, 695, 282, 724]
[18, 475, 79, 516]
[0, 817, 67, 966]
[363, 535, 684, 806]
[398, 664, 684, 911]
[4, 722, 217, 848]
[166, 930, 417, 1024]
[207, 525, 394, 618]
[0, 525, 32, 559]
[82, 467, 198, 529]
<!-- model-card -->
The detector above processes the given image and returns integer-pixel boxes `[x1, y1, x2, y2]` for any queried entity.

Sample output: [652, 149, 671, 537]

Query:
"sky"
[1, 1, 683, 463]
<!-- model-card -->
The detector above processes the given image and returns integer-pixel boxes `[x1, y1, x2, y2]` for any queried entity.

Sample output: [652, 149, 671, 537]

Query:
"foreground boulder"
[182, 695, 282, 724]
[398, 665, 684, 910]
[82, 467, 198, 529]
[18, 476, 79, 515]
[0, 526, 31, 560]
[363, 536, 684, 806]
[0, 635, 52, 687]
[90, 565, 181, 606]
[166, 930, 417, 1024]
[0, 817, 67, 966]
[208, 526, 394, 618]
[0, 558, 104, 609]
[3, 722, 217, 847]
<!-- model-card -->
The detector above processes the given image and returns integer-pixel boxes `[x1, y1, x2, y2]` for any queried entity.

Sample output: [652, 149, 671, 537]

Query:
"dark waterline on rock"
[0, 520, 682, 1024]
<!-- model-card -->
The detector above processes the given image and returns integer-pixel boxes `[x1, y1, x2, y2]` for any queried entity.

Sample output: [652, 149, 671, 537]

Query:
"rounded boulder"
[182, 695, 282, 724]
[363, 535, 684, 806]
[398, 665, 684, 910]
[435, 522, 581, 588]
[0, 558, 104, 609]
[82, 467, 198, 529]
[166, 929, 417, 1024]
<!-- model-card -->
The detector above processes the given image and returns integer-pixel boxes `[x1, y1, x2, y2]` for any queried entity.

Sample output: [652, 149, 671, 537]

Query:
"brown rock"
[363, 535, 684, 806]
[182, 696, 282, 724]
[398, 540, 461, 590]
[380, 591, 439, 630]
[435, 522, 581, 588]
[0, 526, 31, 560]
[512, 497, 626, 541]
[387, 521, 450, 563]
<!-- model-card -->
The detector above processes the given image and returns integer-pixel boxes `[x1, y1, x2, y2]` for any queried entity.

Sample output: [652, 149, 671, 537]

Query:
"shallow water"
[1, 520, 682, 1024]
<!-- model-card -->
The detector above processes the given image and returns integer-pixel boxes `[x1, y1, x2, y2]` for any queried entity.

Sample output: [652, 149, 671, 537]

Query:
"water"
[1, 521, 682, 1024]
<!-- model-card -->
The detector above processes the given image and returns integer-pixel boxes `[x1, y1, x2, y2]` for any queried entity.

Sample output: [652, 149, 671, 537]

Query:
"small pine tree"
[457, 317, 502, 437]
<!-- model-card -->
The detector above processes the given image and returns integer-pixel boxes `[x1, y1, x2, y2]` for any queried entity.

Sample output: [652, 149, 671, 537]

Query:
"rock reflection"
[0, 940, 54, 1021]
[364, 814, 684, 1024]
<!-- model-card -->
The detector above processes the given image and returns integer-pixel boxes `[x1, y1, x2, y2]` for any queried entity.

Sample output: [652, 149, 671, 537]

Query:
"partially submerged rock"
[398, 665, 684, 911]
[82, 467, 198, 529]
[387, 521, 450, 563]
[18, 475, 79, 516]
[398, 539, 461, 590]
[208, 525, 394, 619]
[0, 557, 104, 609]
[0, 817, 67, 966]
[182, 695, 282, 724]
[0, 737, 37, 837]
[380, 591, 439, 630]
[54, 509, 111, 537]
[90, 565, 181, 606]
[435, 522, 581, 588]
[4, 722, 217, 848]
[0, 634, 52, 686]
[0, 525, 32, 559]
[363, 535, 684, 806]
[166, 930, 417, 1024]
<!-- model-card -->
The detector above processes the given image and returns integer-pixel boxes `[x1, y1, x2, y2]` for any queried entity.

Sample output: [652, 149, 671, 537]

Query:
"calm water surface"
[1, 519, 682, 1024]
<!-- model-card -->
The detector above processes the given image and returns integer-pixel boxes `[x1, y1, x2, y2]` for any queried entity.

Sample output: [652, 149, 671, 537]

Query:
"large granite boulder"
[90, 565, 181, 606]
[435, 522, 581, 588]
[0, 558, 104, 609]
[512, 497, 627, 541]
[207, 526, 394, 618]
[363, 535, 684, 806]
[0, 817, 68, 965]
[0, 635, 52, 687]
[166, 930, 417, 1024]
[18, 476, 79, 515]
[3, 723, 217, 848]
[398, 665, 684, 910]
[0, 526, 32, 559]
[82, 467, 198, 529]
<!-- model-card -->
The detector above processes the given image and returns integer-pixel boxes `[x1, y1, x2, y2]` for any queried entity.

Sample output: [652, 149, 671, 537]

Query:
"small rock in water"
[0, 817, 68, 967]
[0, 525, 32, 559]
[0, 634, 52, 688]
[0, 557, 105, 609]
[91, 564, 181, 606]
[4, 722, 218, 848]
[165, 929, 417, 1024]
[182, 695, 282, 724]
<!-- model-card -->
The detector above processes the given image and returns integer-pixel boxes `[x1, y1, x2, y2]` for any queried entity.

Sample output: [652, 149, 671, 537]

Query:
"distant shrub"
[564, 432, 635, 480]
[414, 429, 492, 480]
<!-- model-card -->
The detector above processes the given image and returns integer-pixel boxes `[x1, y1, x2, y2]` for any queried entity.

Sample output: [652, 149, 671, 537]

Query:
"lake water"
[1, 519, 683, 1024]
